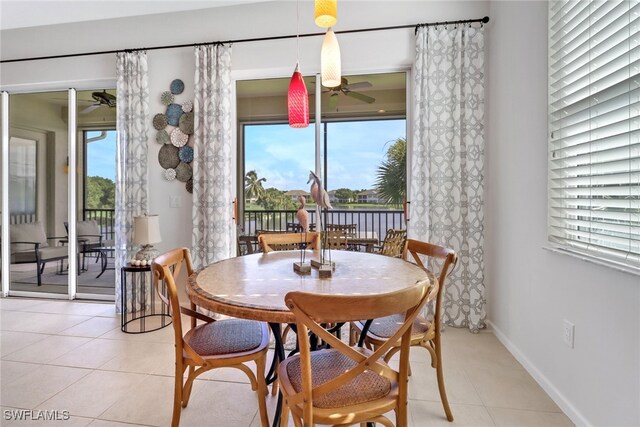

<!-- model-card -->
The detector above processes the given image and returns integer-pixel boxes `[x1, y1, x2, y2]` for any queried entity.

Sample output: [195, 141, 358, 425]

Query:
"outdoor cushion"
[77, 220, 102, 244]
[11, 245, 68, 263]
[10, 222, 48, 253]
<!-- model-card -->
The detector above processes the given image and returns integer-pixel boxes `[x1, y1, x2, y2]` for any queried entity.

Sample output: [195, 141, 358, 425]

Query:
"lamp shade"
[321, 28, 341, 88]
[315, 0, 337, 28]
[133, 215, 162, 245]
[288, 64, 309, 128]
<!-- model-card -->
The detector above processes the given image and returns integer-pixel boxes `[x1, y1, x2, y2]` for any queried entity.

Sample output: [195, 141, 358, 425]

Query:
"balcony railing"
[243, 208, 405, 243]
[84, 208, 115, 242]
[80, 208, 405, 247]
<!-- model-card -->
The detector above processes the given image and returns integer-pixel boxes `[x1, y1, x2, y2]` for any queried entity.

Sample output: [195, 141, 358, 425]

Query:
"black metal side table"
[120, 265, 171, 334]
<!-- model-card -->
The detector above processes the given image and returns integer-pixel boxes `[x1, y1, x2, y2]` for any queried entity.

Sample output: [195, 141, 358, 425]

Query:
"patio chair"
[374, 229, 407, 258]
[258, 231, 320, 253]
[325, 223, 356, 235]
[10, 222, 69, 287]
[286, 222, 303, 232]
[322, 230, 348, 250]
[278, 279, 437, 426]
[151, 248, 270, 427]
[350, 239, 458, 422]
[64, 220, 113, 270]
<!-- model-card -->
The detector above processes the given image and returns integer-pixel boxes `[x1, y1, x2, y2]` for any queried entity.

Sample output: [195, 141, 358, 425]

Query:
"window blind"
[548, 0, 640, 267]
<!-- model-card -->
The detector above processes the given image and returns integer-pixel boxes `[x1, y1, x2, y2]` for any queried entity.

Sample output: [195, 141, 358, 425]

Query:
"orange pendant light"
[315, 0, 337, 28]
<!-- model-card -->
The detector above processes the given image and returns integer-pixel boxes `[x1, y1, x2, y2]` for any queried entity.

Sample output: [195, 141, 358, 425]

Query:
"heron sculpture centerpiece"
[293, 196, 311, 274]
[307, 170, 334, 277]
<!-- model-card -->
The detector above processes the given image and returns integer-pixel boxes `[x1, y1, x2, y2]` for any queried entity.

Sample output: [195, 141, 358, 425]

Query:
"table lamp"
[133, 214, 161, 261]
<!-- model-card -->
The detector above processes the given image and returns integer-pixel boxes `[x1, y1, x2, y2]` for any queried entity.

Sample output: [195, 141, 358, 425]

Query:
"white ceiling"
[0, 0, 269, 30]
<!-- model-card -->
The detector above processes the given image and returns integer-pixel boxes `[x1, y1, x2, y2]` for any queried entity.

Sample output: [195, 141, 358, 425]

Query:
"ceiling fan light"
[321, 28, 341, 88]
[315, 0, 337, 28]
[288, 64, 309, 128]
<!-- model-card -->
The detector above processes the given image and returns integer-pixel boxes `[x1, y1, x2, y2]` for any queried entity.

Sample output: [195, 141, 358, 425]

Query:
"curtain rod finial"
[482, 16, 490, 24]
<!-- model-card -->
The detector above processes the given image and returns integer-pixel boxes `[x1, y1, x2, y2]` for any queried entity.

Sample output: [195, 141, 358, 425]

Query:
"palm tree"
[244, 170, 266, 203]
[374, 137, 406, 207]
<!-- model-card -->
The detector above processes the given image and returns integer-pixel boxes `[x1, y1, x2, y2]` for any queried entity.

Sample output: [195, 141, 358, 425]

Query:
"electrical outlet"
[563, 320, 575, 348]
[169, 195, 181, 208]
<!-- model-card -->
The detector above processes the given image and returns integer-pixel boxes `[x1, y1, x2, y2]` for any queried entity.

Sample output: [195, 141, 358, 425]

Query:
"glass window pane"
[9, 91, 69, 295]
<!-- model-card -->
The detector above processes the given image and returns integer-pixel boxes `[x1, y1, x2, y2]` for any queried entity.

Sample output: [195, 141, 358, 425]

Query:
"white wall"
[1, 0, 489, 253]
[485, 2, 640, 426]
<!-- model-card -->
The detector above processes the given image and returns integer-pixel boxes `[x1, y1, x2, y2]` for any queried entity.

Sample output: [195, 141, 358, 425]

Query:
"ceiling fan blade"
[344, 91, 376, 104]
[329, 93, 339, 110]
[346, 81, 372, 90]
[80, 104, 101, 114]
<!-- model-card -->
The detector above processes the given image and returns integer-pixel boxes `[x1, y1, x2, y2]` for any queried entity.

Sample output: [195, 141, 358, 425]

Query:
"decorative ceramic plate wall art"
[163, 168, 177, 181]
[179, 112, 194, 135]
[170, 79, 185, 95]
[156, 129, 170, 144]
[179, 145, 194, 163]
[152, 113, 168, 130]
[160, 91, 174, 106]
[165, 103, 183, 126]
[158, 144, 180, 169]
[170, 128, 188, 147]
[153, 78, 194, 191]
[175, 162, 193, 182]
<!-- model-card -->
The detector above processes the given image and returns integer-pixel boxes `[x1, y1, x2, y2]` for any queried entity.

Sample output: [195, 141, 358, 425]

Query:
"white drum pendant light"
[321, 28, 341, 88]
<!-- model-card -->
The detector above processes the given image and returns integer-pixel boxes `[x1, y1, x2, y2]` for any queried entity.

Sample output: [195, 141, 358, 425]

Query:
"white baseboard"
[486, 320, 591, 427]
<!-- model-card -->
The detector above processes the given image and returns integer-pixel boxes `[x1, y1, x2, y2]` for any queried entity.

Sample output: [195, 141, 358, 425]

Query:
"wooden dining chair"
[374, 229, 407, 258]
[350, 239, 458, 422]
[278, 281, 438, 427]
[151, 248, 270, 427]
[258, 232, 320, 253]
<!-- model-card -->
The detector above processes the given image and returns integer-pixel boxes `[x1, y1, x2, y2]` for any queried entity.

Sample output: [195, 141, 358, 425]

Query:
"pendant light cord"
[296, 0, 300, 65]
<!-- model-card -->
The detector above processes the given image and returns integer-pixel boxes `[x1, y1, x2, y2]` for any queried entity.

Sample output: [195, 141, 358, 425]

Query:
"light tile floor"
[0, 298, 574, 426]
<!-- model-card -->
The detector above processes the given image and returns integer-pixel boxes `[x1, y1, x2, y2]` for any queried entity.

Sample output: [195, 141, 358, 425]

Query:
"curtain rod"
[0, 16, 489, 64]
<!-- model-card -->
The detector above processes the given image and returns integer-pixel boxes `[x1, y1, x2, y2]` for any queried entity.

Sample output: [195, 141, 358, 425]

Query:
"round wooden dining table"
[187, 249, 434, 323]
[186, 249, 435, 426]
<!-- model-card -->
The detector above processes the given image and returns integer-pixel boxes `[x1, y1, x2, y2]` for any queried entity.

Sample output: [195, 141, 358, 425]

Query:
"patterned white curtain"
[115, 51, 149, 313]
[191, 44, 234, 269]
[409, 25, 486, 332]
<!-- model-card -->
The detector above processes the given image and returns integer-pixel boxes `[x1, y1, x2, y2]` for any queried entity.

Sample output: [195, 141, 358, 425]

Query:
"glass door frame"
[1, 88, 78, 300]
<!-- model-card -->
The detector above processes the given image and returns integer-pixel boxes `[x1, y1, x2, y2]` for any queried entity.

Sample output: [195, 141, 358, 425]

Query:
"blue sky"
[87, 120, 406, 189]
[245, 119, 405, 191]
[86, 130, 116, 181]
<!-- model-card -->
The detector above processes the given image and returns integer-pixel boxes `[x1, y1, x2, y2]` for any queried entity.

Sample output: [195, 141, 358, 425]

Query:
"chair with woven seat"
[278, 279, 437, 427]
[151, 248, 270, 427]
[258, 231, 320, 253]
[374, 229, 407, 258]
[350, 239, 458, 422]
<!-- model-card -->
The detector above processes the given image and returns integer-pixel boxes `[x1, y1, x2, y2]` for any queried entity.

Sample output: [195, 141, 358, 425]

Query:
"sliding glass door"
[1, 88, 117, 300]
[5, 91, 73, 297]
[237, 71, 407, 242]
